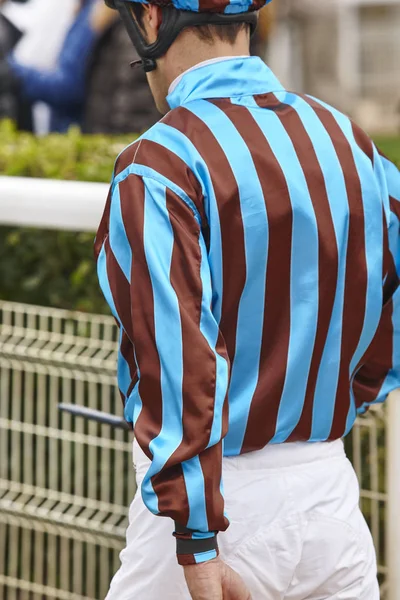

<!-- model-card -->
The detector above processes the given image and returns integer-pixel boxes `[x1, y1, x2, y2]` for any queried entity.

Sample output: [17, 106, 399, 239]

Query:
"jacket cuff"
[174, 524, 219, 566]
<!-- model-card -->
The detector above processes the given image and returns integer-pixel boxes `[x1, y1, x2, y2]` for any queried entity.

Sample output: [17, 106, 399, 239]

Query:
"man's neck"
[162, 30, 251, 95]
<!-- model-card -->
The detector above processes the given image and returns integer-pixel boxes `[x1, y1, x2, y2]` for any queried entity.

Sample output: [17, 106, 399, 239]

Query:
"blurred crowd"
[0, 0, 273, 135]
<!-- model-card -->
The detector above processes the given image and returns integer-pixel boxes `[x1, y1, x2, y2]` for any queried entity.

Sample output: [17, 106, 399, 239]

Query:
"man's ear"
[146, 3, 163, 36]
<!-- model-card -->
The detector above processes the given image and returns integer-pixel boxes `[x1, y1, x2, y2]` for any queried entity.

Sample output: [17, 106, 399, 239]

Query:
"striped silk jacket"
[95, 56, 400, 565]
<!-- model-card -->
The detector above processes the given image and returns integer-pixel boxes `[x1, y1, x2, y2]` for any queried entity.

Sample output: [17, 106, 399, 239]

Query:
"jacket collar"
[166, 56, 285, 110]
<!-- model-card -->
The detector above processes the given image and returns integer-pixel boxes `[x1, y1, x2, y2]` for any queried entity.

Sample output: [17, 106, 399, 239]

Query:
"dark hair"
[129, 2, 247, 44]
[193, 22, 247, 44]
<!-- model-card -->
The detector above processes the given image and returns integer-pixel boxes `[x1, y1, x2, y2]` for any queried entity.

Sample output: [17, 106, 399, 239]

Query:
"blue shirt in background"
[8, 0, 98, 132]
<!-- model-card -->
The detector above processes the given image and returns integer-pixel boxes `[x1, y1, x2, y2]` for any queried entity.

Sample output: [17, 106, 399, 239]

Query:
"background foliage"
[0, 121, 135, 313]
[0, 120, 399, 313]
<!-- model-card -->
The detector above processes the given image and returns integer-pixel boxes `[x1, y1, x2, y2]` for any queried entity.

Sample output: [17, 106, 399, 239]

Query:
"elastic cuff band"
[174, 524, 219, 565]
[176, 534, 218, 556]
[177, 547, 219, 566]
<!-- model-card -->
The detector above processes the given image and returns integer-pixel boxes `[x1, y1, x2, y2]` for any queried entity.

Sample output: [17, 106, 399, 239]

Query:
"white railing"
[0, 176, 108, 231]
[0, 176, 398, 599]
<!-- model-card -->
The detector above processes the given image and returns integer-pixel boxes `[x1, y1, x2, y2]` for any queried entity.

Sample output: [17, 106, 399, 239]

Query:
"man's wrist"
[174, 523, 219, 566]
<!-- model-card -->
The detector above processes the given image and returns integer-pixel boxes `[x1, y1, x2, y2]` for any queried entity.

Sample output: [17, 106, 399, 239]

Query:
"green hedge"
[0, 122, 137, 313]
[375, 136, 400, 166]
[0, 120, 399, 313]
[0, 120, 134, 181]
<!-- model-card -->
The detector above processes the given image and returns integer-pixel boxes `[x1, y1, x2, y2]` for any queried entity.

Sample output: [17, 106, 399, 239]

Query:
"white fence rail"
[0, 176, 108, 231]
[0, 176, 398, 598]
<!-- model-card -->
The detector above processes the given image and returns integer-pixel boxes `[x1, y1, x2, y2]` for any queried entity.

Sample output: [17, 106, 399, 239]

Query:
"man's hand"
[183, 557, 251, 600]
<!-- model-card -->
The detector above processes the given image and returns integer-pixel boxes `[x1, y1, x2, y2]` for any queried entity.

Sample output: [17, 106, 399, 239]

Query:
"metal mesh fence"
[0, 301, 135, 600]
[0, 300, 387, 599]
[345, 405, 387, 597]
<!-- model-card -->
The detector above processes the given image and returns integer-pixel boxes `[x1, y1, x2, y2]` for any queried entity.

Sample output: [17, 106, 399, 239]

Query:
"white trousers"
[106, 439, 379, 600]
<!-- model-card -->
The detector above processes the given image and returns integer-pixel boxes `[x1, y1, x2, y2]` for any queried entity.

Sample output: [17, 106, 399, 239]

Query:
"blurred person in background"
[7, 0, 101, 132]
[3, 0, 77, 132]
[3, 0, 76, 70]
[0, 0, 33, 129]
[82, 4, 158, 134]
[7, 0, 157, 133]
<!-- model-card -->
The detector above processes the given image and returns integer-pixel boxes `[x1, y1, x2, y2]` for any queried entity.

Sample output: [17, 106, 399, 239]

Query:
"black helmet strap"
[110, 0, 258, 72]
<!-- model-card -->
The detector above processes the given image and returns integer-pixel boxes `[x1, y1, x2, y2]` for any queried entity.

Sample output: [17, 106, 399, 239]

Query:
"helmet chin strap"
[130, 57, 157, 73]
[111, 0, 258, 72]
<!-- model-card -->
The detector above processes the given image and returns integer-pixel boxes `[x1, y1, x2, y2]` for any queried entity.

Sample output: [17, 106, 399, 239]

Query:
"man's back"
[96, 30, 399, 597]
[103, 57, 399, 459]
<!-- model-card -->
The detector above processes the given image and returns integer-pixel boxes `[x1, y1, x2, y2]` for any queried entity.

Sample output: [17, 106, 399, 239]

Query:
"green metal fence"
[0, 301, 135, 600]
